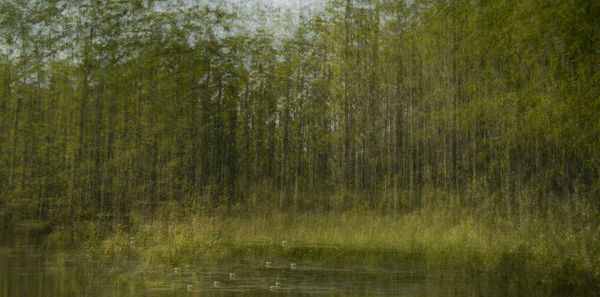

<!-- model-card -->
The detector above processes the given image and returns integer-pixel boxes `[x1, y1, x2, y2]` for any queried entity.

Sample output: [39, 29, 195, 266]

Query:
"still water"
[1, 246, 550, 297]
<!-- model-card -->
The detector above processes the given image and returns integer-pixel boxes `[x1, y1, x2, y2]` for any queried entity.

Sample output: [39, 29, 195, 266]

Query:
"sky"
[232, 0, 322, 9]
[196, 0, 323, 13]
[205, 0, 325, 38]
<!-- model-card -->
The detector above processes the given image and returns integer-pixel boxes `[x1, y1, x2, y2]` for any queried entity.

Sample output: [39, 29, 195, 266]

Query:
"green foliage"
[0, 0, 598, 218]
[38, 209, 598, 294]
[0, 0, 599, 294]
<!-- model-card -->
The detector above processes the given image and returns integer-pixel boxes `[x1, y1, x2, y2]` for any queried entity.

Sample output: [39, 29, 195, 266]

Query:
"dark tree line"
[1, 0, 599, 227]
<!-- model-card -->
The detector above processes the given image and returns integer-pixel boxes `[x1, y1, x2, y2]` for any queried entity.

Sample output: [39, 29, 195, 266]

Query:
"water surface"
[0, 246, 554, 297]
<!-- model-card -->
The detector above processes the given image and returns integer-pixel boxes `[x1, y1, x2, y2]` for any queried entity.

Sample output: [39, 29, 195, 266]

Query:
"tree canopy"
[1, 0, 598, 227]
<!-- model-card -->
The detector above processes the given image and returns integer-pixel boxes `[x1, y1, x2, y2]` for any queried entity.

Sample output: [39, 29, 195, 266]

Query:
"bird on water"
[269, 282, 281, 291]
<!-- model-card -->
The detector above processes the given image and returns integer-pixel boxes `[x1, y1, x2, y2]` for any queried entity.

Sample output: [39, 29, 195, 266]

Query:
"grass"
[33, 205, 600, 296]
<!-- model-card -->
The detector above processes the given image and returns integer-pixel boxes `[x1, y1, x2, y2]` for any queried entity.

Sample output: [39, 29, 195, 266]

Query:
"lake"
[0, 246, 554, 297]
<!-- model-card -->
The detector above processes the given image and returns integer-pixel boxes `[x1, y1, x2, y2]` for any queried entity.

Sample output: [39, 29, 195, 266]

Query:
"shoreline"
[9, 210, 597, 295]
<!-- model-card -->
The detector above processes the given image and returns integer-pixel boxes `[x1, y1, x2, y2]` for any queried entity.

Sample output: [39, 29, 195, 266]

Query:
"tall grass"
[40, 204, 598, 295]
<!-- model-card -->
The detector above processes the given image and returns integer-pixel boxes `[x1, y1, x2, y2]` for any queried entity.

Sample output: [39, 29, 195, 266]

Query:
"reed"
[39, 205, 598, 295]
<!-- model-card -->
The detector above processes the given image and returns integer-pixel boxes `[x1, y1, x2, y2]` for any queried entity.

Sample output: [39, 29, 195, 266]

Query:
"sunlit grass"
[38, 204, 600, 295]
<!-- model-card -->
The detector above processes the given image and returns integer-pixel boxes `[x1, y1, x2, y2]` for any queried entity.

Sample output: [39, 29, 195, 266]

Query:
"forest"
[1, 0, 599, 295]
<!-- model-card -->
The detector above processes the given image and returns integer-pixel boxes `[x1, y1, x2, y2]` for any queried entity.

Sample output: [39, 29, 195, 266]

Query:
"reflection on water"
[0, 246, 552, 297]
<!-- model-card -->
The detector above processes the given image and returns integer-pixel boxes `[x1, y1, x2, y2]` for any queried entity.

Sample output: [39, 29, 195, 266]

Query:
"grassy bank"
[34, 206, 600, 295]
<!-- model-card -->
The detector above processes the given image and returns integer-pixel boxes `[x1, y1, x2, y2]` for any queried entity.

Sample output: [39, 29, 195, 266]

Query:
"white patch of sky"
[183, 0, 324, 39]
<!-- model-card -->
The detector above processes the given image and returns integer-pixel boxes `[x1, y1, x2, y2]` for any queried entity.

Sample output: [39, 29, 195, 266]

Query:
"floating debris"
[186, 284, 193, 291]
[173, 267, 181, 273]
[290, 263, 296, 269]
[281, 240, 288, 247]
[266, 261, 272, 268]
[213, 281, 220, 287]
[229, 272, 236, 279]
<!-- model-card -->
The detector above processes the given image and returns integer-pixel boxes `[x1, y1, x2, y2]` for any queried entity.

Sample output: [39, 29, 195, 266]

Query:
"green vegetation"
[1, 0, 599, 295]
[34, 206, 599, 295]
